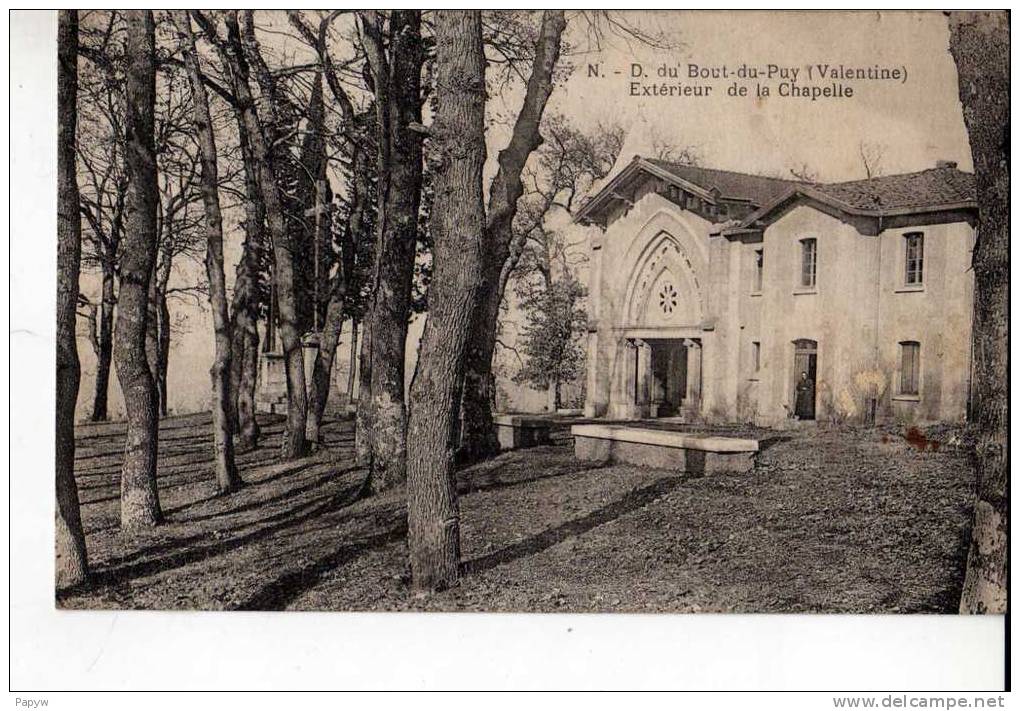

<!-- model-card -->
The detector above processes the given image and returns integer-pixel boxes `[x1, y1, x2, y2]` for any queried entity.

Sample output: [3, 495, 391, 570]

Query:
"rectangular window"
[800, 238, 817, 288]
[752, 341, 761, 373]
[905, 232, 924, 285]
[900, 341, 920, 395]
[753, 249, 764, 292]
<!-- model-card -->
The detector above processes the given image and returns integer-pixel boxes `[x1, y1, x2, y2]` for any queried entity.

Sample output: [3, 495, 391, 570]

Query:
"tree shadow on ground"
[62, 477, 371, 600]
[233, 517, 408, 611]
[461, 475, 684, 577]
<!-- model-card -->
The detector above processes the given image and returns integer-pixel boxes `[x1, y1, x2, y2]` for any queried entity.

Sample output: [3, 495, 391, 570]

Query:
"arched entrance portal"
[610, 231, 706, 420]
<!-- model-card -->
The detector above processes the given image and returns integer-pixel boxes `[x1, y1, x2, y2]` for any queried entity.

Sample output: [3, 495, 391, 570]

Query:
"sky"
[548, 10, 972, 182]
[75, 10, 974, 419]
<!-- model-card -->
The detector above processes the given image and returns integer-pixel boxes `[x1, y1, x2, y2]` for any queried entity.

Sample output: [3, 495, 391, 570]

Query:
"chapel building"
[575, 156, 977, 425]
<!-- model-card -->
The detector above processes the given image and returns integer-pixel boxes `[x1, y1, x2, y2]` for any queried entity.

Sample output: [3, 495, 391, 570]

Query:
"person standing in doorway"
[795, 371, 815, 420]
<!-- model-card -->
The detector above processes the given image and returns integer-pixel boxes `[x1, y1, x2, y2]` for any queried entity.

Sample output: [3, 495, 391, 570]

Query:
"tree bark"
[115, 9, 162, 529]
[307, 287, 343, 445]
[459, 11, 566, 461]
[229, 239, 261, 451]
[227, 76, 264, 452]
[90, 267, 115, 421]
[406, 9, 487, 592]
[346, 320, 359, 404]
[355, 10, 425, 492]
[948, 11, 1009, 614]
[150, 255, 171, 417]
[174, 10, 242, 494]
[56, 8, 89, 588]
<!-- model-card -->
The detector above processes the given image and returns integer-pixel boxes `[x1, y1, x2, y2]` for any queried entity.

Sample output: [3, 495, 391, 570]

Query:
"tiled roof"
[645, 158, 801, 206]
[806, 167, 976, 212]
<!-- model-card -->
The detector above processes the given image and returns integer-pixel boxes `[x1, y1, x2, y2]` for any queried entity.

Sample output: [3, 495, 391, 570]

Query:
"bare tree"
[406, 9, 487, 591]
[788, 162, 820, 183]
[858, 140, 885, 179]
[458, 10, 567, 462]
[354, 10, 426, 492]
[78, 12, 211, 420]
[948, 11, 1008, 614]
[173, 10, 241, 493]
[56, 8, 89, 588]
[501, 119, 621, 412]
[193, 10, 309, 459]
[77, 15, 127, 422]
[115, 9, 163, 529]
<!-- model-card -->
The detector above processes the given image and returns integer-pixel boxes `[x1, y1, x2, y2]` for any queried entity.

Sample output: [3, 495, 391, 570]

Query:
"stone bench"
[571, 424, 758, 474]
[494, 415, 553, 450]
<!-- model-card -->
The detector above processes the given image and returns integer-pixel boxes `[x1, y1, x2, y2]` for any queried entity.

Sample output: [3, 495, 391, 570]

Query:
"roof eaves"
[736, 187, 977, 228]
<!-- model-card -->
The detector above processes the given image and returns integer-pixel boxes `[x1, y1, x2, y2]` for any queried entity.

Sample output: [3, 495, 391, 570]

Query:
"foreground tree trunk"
[90, 268, 115, 421]
[229, 239, 261, 451]
[459, 10, 566, 461]
[114, 9, 162, 529]
[346, 320, 359, 403]
[406, 9, 487, 591]
[56, 8, 89, 588]
[948, 11, 1009, 614]
[174, 10, 241, 494]
[227, 87, 264, 451]
[151, 256, 171, 417]
[355, 10, 425, 492]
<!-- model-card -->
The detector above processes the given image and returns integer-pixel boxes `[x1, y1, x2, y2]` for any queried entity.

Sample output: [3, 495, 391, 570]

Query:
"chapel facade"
[576, 156, 977, 426]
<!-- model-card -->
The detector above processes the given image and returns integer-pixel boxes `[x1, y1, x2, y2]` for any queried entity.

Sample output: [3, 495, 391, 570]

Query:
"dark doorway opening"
[650, 340, 687, 417]
[793, 339, 817, 420]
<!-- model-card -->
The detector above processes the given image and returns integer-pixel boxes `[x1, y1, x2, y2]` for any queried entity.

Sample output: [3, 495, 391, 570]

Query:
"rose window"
[658, 283, 678, 315]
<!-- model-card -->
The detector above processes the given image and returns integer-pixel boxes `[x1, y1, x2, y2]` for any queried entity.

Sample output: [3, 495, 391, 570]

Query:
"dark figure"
[795, 371, 815, 420]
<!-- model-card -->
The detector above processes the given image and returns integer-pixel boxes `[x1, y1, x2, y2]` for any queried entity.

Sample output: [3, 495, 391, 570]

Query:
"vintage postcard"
[23, 6, 1012, 693]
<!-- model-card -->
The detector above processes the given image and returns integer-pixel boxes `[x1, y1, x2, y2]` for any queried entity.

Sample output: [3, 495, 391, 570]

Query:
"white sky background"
[77, 10, 974, 418]
[551, 10, 972, 180]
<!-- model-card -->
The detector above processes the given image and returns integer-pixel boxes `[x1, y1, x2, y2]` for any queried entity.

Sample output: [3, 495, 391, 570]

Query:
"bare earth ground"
[59, 414, 975, 613]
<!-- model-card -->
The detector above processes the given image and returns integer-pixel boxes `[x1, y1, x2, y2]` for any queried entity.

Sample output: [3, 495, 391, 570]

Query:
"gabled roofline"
[576, 157, 978, 230]
[574, 156, 717, 225]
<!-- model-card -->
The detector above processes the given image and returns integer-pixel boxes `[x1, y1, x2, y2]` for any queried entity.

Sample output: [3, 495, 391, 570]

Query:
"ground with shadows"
[59, 414, 975, 613]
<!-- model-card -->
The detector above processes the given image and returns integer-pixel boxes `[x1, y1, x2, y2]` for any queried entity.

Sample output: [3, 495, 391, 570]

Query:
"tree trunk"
[155, 281, 170, 417]
[406, 9, 487, 592]
[228, 11, 308, 459]
[227, 85, 264, 451]
[174, 10, 241, 494]
[307, 285, 344, 444]
[90, 267, 115, 421]
[458, 11, 566, 460]
[115, 9, 162, 530]
[230, 243, 261, 451]
[948, 11, 1009, 614]
[56, 8, 89, 588]
[459, 288, 502, 460]
[145, 265, 161, 411]
[356, 10, 425, 492]
[346, 320, 359, 403]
